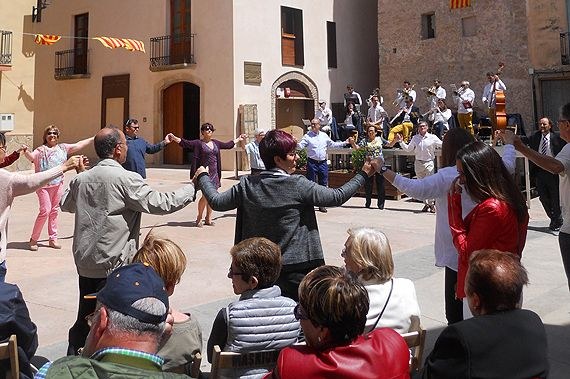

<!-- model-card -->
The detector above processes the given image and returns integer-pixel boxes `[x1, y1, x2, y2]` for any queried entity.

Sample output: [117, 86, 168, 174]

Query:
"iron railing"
[561, 32, 570, 65]
[55, 48, 89, 79]
[150, 33, 195, 68]
[0, 31, 12, 65]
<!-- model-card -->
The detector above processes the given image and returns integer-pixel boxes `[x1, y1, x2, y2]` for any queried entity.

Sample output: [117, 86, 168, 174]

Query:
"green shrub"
[296, 149, 307, 169]
[351, 148, 367, 171]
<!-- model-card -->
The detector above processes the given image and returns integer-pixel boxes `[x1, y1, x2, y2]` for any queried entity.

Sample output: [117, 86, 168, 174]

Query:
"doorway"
[163, 82, 200, 164]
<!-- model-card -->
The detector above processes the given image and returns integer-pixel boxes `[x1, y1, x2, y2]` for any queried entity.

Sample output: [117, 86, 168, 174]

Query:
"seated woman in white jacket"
[342, 226, 420, 334]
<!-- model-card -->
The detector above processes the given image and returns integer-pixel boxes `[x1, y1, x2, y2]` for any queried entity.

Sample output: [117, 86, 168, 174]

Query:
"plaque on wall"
[244, 61, 262, 85]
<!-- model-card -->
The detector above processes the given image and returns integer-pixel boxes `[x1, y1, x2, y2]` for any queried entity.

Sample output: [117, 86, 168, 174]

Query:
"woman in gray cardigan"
[196, 129, 375, 300]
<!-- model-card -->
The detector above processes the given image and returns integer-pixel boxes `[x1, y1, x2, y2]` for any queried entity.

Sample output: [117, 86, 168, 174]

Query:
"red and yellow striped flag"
[34, 34, 62, 45]
[94, 36, 145, 53]
[450, 0, 471, 9]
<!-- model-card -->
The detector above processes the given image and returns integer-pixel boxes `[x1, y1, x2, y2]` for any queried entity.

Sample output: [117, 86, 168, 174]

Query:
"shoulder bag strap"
[371, 278, 394, 330]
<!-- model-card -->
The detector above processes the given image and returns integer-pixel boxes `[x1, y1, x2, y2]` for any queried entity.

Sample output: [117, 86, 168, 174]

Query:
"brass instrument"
[422, 86, 437, 97]
[392, 84, 415, 106]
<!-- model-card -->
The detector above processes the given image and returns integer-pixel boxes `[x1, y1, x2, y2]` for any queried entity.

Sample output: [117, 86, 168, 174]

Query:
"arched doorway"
[162, 82, 200, 164]
[271, 72, 318, 140]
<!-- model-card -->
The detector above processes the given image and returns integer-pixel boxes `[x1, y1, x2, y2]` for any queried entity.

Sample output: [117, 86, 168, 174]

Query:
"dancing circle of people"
[0, 98, 569, 378]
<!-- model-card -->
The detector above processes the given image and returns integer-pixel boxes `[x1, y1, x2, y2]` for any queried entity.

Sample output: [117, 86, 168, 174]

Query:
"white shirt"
[429, 86, 447, 109]
[297, 130, 346, 161]
[399, 132, 442, 161]
[245, 141, 265, 170]
[344, 91, 363, 109]
[454, 88, 475, 114]
[367, 104, 386, 124]
[540, 133, 553, 157]
[482, 79, 507, 108]
[432, 108, 452, 130]
[397, 89, 417, 109]
[315, 106, 332, 127]
[556, 143, 570, 234]
[362, 277, 421, 334]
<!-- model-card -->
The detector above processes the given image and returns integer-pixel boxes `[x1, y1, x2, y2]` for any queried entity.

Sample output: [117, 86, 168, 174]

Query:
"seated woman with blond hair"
[132, 232, 202, 375]
[342, 227, 420, 333]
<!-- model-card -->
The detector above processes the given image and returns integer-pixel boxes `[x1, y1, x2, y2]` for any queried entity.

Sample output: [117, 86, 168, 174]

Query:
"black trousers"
[535, 170, 562, 224]
[444, 267, 463, 325]
[67, 276, 106, 355]
[276, 266, 320, 302]
[364, 173, 385, 208]
[560, 232, 570, 292]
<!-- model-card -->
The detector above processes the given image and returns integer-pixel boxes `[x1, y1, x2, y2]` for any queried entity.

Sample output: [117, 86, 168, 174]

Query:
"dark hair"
[441, 128, 474, 167]
[345, 102, 354, 112]
[259, 129, 296, 170]
[0, 133, 5, 147]
[466, 249, 528, 312]
[124, 118, 138, 130]
[299, 266, 369, 347]
[94, 127, 121, 159]
[229, 237, 282, 289]
[200, 122, 215, 132]
[437, 98, 447, 107]
[403, 80, 410, 85]
[457, 141, 528, 222]
[561, 102, 570, 121]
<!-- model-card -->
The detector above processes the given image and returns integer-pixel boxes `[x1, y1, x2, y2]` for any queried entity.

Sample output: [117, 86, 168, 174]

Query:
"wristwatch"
[379, 165, 388, 174]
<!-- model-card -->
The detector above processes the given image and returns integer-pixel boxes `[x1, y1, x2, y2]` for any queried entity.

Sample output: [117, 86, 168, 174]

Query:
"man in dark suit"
[419, 249, 549, 379]
[524, 117, 566, 231]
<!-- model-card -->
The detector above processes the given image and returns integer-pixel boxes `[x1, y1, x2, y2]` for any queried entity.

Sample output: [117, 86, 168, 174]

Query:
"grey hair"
[101, 298, 166, 343]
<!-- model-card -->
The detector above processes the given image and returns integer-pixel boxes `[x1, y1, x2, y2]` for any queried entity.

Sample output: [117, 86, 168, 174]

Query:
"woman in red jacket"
[448, 141, 528, 312]
[264, 265, 410, 379]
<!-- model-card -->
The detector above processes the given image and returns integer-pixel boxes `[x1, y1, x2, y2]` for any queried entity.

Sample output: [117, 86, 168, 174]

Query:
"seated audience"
[35, 263, 187, 378]
[0, 282, 40, 379]
[265, 265, 410, 379]
[420, 250, 549, 379]
[343, 227, 420, 334]
[132, 232, 202, 375]
[207, 237, 299, 378]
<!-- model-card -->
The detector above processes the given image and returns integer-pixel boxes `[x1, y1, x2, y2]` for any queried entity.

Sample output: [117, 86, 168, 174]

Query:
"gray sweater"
[198, 170, 367, 269]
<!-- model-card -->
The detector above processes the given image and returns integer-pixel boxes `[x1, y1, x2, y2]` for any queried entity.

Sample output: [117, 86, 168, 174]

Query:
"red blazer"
[448, 194, 528, 299]
[265, 328, 410, 379]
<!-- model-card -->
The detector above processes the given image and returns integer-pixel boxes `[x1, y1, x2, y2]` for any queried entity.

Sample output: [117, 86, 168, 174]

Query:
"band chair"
[0, 335, 19, 379]
[210, 345, 281, 379]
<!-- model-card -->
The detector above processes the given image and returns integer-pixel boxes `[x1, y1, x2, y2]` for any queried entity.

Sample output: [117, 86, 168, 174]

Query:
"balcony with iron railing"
[149, 33, 195, 71]
[55, 48, 90, 79]
[561, 32, 570, 65]
[0, 31, 13, 69]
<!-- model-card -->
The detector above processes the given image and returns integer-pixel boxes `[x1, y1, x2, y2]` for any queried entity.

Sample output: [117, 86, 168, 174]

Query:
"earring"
[317, 336, 321, 342]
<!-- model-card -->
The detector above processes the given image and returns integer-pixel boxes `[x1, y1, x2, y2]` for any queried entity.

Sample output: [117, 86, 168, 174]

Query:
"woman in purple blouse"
[171, 123, 245, 227]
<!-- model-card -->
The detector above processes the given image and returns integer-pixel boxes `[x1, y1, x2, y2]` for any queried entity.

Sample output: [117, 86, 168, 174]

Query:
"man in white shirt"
[428, 79, 447, 110]
[430, 98, 453, 139]
[315, 100, 336, 137]
[298, 119, 350, 212]
[344, 84, 363, 112]
[453, 81, 475, 136]
[390, 121, 442, 212]
[508, 103, 570, 291]
[482, 71, 507, 129]
[396, 81, 417, 110]
[366, 95, 387, 134]
[245, 128, 266, 175]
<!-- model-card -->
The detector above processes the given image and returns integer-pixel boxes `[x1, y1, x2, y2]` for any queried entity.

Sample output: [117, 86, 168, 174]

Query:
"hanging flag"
[94, 37, 145, 53]
[450, 0, 471, 9]
[34, 34, 62, 45]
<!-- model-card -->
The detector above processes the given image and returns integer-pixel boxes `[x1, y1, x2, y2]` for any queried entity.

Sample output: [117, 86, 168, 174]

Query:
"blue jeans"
[306, 158, 328, 186]
[0, 261, 6, 282]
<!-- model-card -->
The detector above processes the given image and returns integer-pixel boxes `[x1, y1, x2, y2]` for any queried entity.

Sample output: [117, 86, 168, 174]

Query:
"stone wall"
[378, 1, 533, 133]
[3, 134, 33, 172]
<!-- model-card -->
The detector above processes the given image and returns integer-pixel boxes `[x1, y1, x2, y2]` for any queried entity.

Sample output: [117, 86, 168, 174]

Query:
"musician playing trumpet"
[428, 98, 453, 139]
[395, 80, 417, 109]
[428, 79, 447, 110]
[388, 97, 420, 143]
[453, 81, 476, 135]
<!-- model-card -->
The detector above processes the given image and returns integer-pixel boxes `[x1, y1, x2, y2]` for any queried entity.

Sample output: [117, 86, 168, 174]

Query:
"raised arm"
[506, 130, 564, 174]
[12, 155, 83, 197]
[197, 170, 241, 211]
[67, 136, 95, 154]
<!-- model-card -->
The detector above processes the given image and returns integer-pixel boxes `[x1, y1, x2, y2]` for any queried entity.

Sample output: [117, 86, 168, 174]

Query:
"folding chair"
[401, 316, 426, 373]
[210, 345, 281, 379]
[189, 352, 201, 378]
[0, 335, 19, 379]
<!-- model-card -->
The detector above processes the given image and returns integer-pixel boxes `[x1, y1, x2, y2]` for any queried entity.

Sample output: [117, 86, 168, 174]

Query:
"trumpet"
[391, 89, 404, 105]
[422, 86, 437, 97]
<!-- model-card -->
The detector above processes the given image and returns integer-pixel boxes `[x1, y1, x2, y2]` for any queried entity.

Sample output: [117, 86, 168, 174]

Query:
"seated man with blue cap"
[35, 263, 187, 378]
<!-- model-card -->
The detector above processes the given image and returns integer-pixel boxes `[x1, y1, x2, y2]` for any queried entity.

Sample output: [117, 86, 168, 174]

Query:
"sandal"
[205, 220, 216, 226]
[29, 239, 38, 251]
[195, 219, 204, 228]
[49, 239, 62, 249]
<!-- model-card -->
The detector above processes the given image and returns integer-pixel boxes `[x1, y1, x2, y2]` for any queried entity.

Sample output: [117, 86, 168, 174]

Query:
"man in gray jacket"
[61, 126, 195, 356]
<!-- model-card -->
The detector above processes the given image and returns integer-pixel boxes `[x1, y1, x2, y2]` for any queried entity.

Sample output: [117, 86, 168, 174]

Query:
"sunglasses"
[227, 266, 245, 278]
[0, 146, 6, 153]
[47, 131, 59, 136]
[130, 126, 140, 130]
[202, 127, 215, 132]
[293, 304, 309, 320]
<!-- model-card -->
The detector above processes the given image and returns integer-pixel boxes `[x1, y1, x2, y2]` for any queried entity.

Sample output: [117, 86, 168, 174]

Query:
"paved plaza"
[5, 167, 570, 377]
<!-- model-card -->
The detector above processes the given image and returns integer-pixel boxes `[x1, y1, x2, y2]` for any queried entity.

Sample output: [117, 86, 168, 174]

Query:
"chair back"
[210, 345, 281, 379]
[0, 335, 19, 379]
[188, 352, 201, 378]
[401, 320, 426, 373]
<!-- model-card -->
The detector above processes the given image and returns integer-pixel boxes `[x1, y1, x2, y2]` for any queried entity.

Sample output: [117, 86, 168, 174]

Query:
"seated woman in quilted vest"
[207, 237, 300, 378]
[265, 265, 411, 379]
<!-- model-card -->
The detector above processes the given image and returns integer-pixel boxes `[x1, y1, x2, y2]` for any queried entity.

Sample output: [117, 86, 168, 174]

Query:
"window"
[421, 13, 435, 40]
[327, 21, 337, 68]
[461, 16, 477, 37]
[281, 6, 304, 66]
[73, 13, 89, 74]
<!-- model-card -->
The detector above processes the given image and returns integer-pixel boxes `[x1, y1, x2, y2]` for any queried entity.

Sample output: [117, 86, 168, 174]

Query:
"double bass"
[493, 63, 507, 130]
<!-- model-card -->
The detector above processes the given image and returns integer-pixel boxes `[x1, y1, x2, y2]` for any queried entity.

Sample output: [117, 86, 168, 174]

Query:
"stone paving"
[5, 167, 570, 377]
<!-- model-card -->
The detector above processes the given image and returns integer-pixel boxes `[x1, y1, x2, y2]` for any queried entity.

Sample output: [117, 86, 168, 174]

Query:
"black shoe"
[378, 204, 384, 210]
[318, 207, 328, 213]
[429, 205, 436, 213]
[421, 205, 430, 212]
[365, 202, 371, 208]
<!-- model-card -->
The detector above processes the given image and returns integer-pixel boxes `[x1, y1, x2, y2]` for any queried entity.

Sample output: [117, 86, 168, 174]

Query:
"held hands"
[370, 157, 385, 173]
[235, 134, 247, 143]
[17, 144, 28, 154]
[498, 130, 517, 146]
[62, 155, 89, 173]
[167, 133, 181, 144]
[361, 157, 375, 177]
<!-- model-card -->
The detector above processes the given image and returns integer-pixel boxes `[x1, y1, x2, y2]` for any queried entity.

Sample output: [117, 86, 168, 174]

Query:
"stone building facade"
[378, 0, 570, 135]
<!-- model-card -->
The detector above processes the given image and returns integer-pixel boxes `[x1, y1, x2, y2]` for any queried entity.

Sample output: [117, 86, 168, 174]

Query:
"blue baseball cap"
[95, 263, 169, 324]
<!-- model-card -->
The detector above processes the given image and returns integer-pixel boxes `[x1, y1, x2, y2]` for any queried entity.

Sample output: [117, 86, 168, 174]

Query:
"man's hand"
[361, 157, 375, 177]
[17, 144, 28, 153]
[192, 166, 209, 184]
[499, 130, 517, 146]
[370, 157, 385, 173]
[167, 133, 181, 144]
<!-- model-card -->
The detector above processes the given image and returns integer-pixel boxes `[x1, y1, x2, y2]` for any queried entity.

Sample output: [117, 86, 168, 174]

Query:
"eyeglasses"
[130, 126, 140, 130]
[85, 309, 100, 327]
[293, 304, 309, 320]
[47, 131, 59, 136]
[341, 247, 347, 258]
[227, 266, 245, 278]
[203, 128, 214, 132]
[0, 146, 6, 153]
